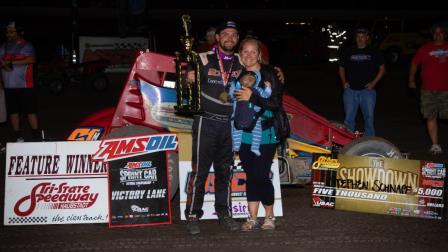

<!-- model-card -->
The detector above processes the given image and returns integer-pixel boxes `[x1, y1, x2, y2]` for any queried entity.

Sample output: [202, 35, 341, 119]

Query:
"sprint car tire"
[339, 136, 402, 159]
[104, 125, 179, 201]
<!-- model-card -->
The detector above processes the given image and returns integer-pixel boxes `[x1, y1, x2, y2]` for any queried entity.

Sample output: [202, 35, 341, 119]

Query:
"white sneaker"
[261, 216, 276, 230]
[429, 144, 442, 155]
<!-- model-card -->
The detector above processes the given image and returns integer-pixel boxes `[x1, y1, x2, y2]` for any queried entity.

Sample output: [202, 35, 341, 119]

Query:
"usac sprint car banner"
[179, 160, 283, 220]
[4, 141, 108, 226]
[92, 133, 177, 227]
[311, 154, 446, 219]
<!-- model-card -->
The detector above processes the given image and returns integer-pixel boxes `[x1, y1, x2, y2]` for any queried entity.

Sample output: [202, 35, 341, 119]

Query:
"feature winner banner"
[4, 141, 108, 226]
[179, 160, 283, 220]
[92, 133, 177, 227]
[311, 154, 446, 219]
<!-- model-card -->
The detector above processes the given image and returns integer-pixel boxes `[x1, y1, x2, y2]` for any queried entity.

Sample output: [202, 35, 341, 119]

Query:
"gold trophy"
[174, 15, 203, 115]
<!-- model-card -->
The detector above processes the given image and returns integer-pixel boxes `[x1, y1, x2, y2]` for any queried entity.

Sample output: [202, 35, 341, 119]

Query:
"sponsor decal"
[423, 210, 439, 216]
[120, 161, 157, 186]
[207, 68, 220, 76]
[388, 207, 401, 215]
[312, 197, 335, 208]
[421, 179, 444, 187]
[93, 134, 177, 162]
[14, 182, 98, 217]
[67, 127, 104, 141]
[421, 166, 445, 179]
[312, 156, 340, 169]
[401, 209, 411, 216]
[426, 202, 444, 208]
[131, 205, 149, 213]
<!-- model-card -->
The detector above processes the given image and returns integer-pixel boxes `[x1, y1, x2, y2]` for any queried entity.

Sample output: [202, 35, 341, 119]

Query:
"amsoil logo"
[92, 134, 178, 162]
[14, 182, 98, 217]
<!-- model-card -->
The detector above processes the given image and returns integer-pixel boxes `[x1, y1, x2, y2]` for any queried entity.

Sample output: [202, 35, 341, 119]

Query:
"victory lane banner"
[311, 154, 446, 220]
[92, 133, 177, 228]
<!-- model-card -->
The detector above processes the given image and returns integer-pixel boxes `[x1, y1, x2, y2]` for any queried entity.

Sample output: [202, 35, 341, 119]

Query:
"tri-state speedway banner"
[92, 133, 177, 227]
[4, 141, 108, 226]
[311, 154, 446, 219]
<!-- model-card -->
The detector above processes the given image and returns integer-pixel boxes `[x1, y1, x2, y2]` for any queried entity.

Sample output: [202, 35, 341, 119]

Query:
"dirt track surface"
[1, 63, 448, 251]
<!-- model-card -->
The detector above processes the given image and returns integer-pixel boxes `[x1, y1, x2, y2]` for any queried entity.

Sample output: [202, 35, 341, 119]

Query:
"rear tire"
[105, 125, 179, 200]
[339, 136, 402, 159]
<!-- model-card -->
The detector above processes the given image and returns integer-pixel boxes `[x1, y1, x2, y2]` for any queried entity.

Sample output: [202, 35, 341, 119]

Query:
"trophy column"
[174, 15, 203, 116]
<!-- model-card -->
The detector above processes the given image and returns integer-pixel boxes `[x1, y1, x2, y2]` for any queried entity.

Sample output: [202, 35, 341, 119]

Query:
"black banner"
[108, 151, 171, 227]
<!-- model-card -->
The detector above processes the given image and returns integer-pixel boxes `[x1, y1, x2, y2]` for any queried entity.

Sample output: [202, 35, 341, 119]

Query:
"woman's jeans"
[343, 88, 376, 136]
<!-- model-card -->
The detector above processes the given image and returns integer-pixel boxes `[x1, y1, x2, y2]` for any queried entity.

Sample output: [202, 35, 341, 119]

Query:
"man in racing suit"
[185, 21, 243, 235]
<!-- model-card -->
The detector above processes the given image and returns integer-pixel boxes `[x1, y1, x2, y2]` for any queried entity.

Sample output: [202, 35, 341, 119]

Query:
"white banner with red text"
[4, 141, 109, 225]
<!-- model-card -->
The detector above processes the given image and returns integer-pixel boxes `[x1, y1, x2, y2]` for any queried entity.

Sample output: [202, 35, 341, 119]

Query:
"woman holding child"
[233, 38, 283, 231]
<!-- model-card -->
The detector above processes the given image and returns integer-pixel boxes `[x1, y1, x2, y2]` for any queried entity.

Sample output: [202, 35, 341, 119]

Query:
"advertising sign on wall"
[311, 154, 446, 219]
[79, 36, 148, 72]
[4, 141, 109, 226]
[179, 160, 283, 220]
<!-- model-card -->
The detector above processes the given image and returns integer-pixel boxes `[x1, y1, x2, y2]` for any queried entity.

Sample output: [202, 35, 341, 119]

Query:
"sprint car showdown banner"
[311, 154, 446, 219]
[179, 160, 283, 220]
[4, 141, 108, 226]
[92, 134, 177, 227]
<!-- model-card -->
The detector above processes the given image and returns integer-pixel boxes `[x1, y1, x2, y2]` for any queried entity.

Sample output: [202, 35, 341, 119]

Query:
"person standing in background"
[0, 21, 41, 142]
[409, 23, 448, 155]
[338, 28, 385, 137]
[197, 26, 217, 53]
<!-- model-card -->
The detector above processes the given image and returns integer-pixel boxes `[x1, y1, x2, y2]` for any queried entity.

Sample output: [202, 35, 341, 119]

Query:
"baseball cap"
[216, 20, 240, 34]
[354, 28, 369, 35]
[5, 21, 24, 35]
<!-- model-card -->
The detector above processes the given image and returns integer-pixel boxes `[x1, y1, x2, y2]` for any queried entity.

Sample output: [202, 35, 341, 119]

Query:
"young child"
[229, 70, 271, 156]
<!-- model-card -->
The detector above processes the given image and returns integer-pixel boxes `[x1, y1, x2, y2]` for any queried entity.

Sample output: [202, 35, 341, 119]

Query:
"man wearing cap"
[338, 28, 385, 137]
[0, 21, 40, 142]
[185, 20, 243, 235]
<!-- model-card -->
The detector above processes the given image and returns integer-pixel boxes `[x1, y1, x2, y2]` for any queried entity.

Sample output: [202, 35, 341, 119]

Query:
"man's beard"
[220, 42, 235, 54]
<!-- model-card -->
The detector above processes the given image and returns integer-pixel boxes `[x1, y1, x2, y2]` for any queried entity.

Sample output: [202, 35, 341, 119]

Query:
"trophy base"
[175, 106, 204, 116]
